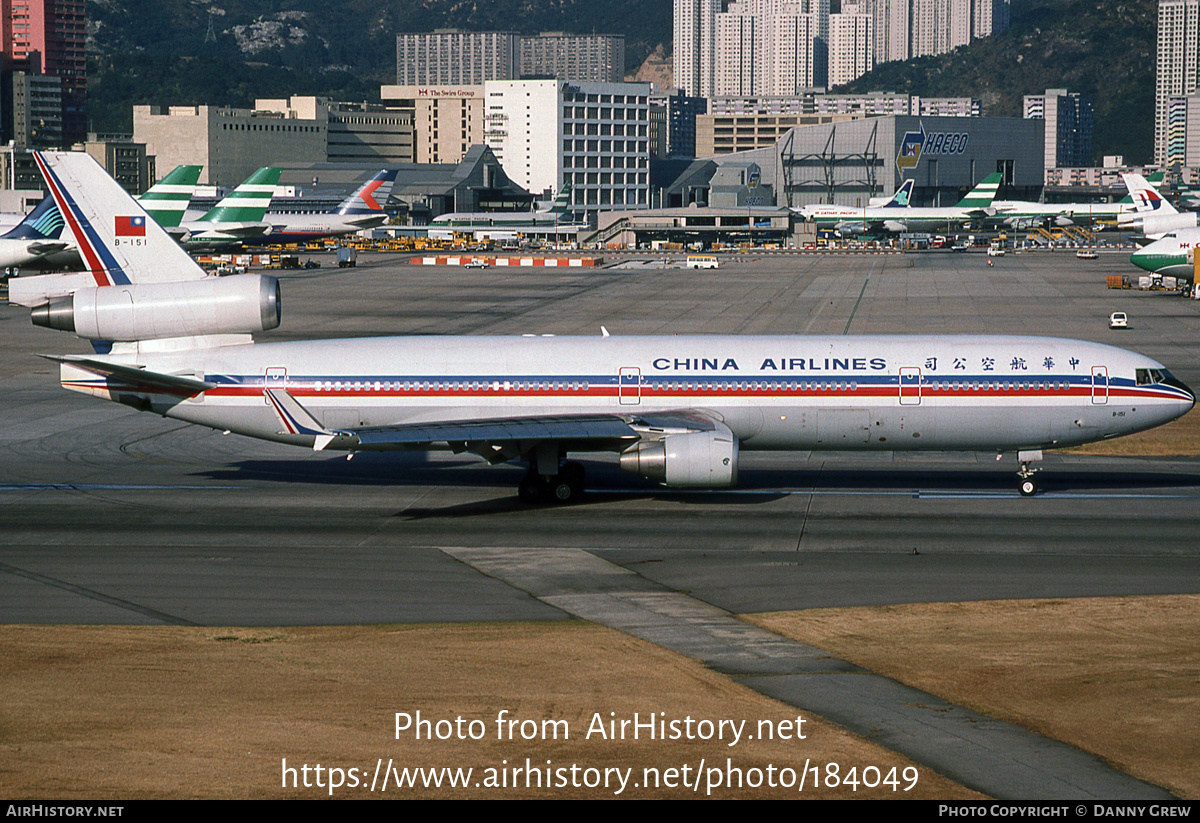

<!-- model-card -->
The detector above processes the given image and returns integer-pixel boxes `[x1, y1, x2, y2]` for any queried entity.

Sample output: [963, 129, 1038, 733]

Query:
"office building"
[0, 0, 86, 145]
[133, 97, 416, 187]
[382, 85, 485, 165]
[1024, 88, 1094, 173]
[484, 79, 650, 222]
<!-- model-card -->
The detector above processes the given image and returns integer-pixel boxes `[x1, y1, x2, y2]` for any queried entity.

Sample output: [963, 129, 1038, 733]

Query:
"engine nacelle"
[619, 430, 739, 487]
[31, 274, 280, 341]
[1121, 212, 1199, 237]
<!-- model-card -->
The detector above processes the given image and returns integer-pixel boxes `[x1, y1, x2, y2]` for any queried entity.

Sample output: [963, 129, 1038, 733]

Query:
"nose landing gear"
[1016, 449, 1043, 497]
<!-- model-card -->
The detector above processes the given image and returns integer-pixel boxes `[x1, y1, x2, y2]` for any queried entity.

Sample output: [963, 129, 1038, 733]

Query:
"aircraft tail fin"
[199, 167, 282, 223]
[538, 184, 573, 214]
[955, 173, 1003, 209]
[2, 196, 65, 241]
[137, 164, 203, 228]
[34, 151, 207, 287]
[1124, 173, 1177, 215]
[334, 169, 398, 216]
[882, 179, 915, 208]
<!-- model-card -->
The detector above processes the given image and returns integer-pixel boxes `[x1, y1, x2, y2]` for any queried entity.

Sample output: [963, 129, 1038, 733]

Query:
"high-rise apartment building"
[829, 8, 873, 88]
[519, 33, 625, 83]
[712, 0, 828, 96]
[396, 30, 520, 85]
[0, 0, 86, 145]
[1156, 0, 1200, 167]
[674, 0, 722, 97]
[972, 0, 1010, 38]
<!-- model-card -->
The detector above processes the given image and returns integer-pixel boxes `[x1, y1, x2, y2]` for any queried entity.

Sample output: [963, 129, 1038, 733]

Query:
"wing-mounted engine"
[619, 426, 739, 487]
[31, 274, 280, 341]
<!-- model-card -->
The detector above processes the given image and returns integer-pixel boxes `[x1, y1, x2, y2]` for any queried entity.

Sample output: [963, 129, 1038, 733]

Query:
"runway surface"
[2, 249, 1197, 798]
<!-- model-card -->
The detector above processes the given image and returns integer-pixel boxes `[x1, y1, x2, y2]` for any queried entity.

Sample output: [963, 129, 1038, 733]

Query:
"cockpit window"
[1136, 369, 1166, 386]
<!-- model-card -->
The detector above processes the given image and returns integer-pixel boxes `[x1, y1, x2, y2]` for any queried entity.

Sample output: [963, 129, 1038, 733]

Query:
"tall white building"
[714, 5, 759, 96]
[972, 0, 1011, 38]
[484, 79, 651, 222]
[829, 8, 873, 88]
[674, 0, 722, 97]
[1156, 0, 1200, 166]
[865, 0, 1006, 66]
[712, 0, 828, 95]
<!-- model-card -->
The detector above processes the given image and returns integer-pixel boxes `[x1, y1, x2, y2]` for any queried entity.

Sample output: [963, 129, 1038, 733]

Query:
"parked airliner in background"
[0, 165, 205, 272]
[11, 153, 1194, 501]
[866, 179, 914, 208]
[1118, 173, 1199, 240]
[428, 185, 583, 241]
[1128, 227, 1200, 277]
[244, 169, 398, 245]
[799, 174, 1002, 234]
[177, 166, 282, 248]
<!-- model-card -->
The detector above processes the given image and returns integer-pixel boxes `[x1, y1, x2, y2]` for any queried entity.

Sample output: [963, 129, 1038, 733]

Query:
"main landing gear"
[518, 460, 586, 505]
[1015, 449, 1043, 497]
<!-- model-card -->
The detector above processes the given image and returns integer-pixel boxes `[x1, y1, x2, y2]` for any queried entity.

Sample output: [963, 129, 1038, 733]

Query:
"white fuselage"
[802, 205, 983, 233]
[61, 334, 1193, 455]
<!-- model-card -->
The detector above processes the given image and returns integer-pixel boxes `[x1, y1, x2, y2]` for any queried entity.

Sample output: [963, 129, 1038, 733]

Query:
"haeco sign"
[896, 122, 969, 175]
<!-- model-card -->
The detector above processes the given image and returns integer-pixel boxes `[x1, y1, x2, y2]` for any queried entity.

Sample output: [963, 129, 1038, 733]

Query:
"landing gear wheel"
[518, 474, 547, 504]
[1018, 477, 1037, 497]
[550, 478, 576, 503]
[559, 461, 586, 500]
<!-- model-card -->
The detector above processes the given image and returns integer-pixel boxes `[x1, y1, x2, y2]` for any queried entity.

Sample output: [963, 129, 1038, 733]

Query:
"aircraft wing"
[264, 388, 722, 458]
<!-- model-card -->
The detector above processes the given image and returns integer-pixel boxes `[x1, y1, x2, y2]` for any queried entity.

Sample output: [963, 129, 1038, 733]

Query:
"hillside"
[87, 0, 1156, 163]
[86, 0, 673, 133]
[839, 0, 1157, 163]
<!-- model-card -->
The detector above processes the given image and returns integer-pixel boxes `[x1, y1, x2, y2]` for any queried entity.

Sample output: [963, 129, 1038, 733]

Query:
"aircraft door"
[618, 367, 641, 406]
[1091, 365, 1109, 405]
[898, 367, 922, 405]
[264, 366, 288, 404]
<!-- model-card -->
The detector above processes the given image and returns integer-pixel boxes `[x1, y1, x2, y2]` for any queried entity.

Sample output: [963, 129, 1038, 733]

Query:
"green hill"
[839, 0, 1157, 163]
[86, 0, 672, 133]
[87, 0, 1155, 163]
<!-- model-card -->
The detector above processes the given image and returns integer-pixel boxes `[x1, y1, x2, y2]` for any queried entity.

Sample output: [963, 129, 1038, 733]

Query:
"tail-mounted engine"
[31, 275, 280, 341]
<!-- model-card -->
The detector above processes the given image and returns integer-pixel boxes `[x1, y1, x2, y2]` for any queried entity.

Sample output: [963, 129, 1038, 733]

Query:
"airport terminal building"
[725, 115, 1044, 209]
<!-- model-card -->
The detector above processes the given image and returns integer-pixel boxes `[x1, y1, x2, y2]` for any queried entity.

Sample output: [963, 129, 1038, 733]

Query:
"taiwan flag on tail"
[115, 215, 146, 237]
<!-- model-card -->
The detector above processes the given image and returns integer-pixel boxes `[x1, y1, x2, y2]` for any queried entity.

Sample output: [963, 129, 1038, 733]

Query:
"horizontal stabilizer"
[40, 354, 215, 392]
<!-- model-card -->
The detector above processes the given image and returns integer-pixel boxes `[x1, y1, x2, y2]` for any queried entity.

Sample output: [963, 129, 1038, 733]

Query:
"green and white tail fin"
[136, 165, 202, 228]
[539, 184, 573, 214]
[199, 167, 282, 223]
[955, 173, 1003, 209]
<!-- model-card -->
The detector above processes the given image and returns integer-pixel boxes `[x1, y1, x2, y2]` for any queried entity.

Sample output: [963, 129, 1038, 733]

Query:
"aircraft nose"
[1128, 248, 1155, 273]
[1164, 374, 1196, 410]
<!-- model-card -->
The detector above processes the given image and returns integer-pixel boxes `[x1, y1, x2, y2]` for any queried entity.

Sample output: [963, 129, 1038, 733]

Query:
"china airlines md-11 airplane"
[12, 153, 1196, 502]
